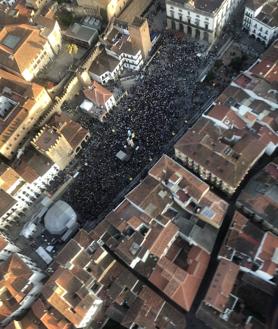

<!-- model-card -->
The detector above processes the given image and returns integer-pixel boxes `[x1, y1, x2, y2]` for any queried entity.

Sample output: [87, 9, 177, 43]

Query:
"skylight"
[2, 34, 21, 50]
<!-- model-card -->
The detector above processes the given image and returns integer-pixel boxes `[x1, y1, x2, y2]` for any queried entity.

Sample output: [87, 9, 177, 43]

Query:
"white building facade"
[242, 1, 278, 46]
[91, 49, 143, 85]
[166, 0, 242, 43]
[0, 164, 59, 232]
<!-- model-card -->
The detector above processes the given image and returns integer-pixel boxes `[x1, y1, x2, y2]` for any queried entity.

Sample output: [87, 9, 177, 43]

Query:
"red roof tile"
[83, 80, 113, 107]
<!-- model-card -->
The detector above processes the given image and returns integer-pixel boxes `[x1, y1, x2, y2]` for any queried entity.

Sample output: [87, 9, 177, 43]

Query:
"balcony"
[168, 15, 213, 33]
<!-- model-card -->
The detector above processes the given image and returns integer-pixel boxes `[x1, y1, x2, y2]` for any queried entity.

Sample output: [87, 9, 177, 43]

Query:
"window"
[70, 307, 76, 314]
[91, 283, 100, 293]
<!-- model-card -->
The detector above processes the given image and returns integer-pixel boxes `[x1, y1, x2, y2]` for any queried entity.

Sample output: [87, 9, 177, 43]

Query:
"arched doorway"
[179, 22, 184, 32]
[171, 20, 175, 30]
[195, 29, 201, 40]
[187, 25, 192, 36]
[204, 31, 209, 41]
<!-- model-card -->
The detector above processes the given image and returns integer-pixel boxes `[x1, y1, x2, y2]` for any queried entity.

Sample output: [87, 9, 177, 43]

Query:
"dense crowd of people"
[53, 32, 220, 222]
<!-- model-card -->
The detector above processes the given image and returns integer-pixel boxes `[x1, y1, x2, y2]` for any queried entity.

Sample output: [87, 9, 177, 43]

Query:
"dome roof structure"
[44, 200, 77, 235]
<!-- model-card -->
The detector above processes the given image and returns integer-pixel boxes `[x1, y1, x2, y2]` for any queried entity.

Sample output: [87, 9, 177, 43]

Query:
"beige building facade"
[0, 69, 52, 159]
[77, 0, 128, 21]
[32, 113, 90, 170]
[25, 0, 47, 10]
[128, 16, 152, 59]
[0, 21, 62, 81]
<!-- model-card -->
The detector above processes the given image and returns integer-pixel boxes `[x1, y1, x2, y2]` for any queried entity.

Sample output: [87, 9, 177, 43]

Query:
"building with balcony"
[243, 0, 278, 46]
[89, 17, 151, 84]
[166, 0, 242, 43]
[174, 116, 275, 195]
[0, 69, 52, 159]
[0, 149, 59, 233]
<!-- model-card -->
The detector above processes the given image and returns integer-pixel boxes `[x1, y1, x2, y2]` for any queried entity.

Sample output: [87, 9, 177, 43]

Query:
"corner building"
[166, 0, 242, 43]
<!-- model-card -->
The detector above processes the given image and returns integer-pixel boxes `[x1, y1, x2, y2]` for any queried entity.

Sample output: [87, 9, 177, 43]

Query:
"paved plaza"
[49, 32, 220, 222]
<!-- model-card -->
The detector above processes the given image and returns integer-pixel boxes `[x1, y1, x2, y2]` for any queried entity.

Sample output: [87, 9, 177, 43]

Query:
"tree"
[58, 11, 74, 27]
[230, 54, 247, 72]
[205, 70, 215, 82]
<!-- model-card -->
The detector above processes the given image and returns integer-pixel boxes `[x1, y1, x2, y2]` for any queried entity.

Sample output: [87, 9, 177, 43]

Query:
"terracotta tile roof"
[0, 234, 9, 252]
[207, 105, 247, 129]
[0, 253, 34, 321]
[126, 175, 173, 218]
[204, 259, 240, 312]
[249, 59, 277, 84]
[0, 189, 16, 217]
[73, 228, 93, 249]
[90, 51, 120, 76]
[54, 239, 90, 269]
[234, 73, 252, 88]
[265, 161, 278, 179]
[32, 298, 72, 329]
[0, 24, 48, 76]
[0, 163, 23, 192]
[175, 117, 267, 190]
[234, 71, 277, 104]
[216, 85, 249, 105]
[114, 199, 151, 224]
[148, 155, 228, 229]
[214, 83, 278, 133]
[149, 245, 210, 311]
[220, 211, 264, 263]
[32, 112, 89, 153]
[14, 148, 53, 184]
[83, 80, 113, 107]
[149, 222, 178, 258]
[4, 309, 43, 329]
[149, 154, 209, 201]
[0, 69, 47, 149]
[256, 232, 278, 276]
[237, 161, 278, 229]
[127, 216, 143, 230]
[42, 267, 102, 327]
[138, 285, 164, 313]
